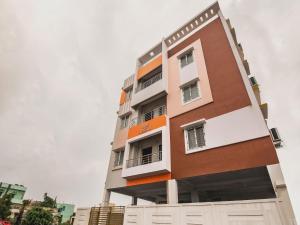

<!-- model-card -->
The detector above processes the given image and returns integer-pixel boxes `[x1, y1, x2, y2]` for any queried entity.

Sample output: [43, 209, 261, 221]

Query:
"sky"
[0, 0, 299, 220]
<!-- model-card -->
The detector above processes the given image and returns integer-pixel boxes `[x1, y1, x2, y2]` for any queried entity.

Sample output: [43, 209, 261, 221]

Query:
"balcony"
[123, 74, 134, 90]
[118, 100, 131, 117]
[128, 112, 166, 139]
[122, 114, 170, 179]
[131, 57, 167, 108]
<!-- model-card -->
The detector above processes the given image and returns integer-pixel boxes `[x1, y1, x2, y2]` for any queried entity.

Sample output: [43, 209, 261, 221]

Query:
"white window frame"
[179, 49, 194, 68]
[114, 150, 124, 168]
[181, 80, 201, 105]
[120, 115, 130, 129]
[181, 119, 206, 154]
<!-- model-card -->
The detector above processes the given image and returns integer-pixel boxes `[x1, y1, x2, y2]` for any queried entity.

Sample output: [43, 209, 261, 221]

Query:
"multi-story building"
[103, 2, 297, 225]
[0, 182, 26, 204]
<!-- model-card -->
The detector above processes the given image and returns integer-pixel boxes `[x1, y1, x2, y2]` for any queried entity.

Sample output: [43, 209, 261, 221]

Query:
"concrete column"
[131, 196, 138, 205]
[102, 189, 111, 206]
[191, 190, 199, 203]
[167, 179, 178, 204]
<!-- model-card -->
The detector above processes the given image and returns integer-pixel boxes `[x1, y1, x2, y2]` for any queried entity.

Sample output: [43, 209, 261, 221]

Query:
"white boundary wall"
[124, 199, 294, 225]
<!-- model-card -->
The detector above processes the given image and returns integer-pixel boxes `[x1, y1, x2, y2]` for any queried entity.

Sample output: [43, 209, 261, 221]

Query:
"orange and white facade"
[103, 2, 297, 225]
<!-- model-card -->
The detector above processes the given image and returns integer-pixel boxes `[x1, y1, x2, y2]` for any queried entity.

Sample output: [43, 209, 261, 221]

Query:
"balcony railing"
[126, 152, 162, 168]
[130, 105, 166, 127]
[137, 72, 162, 92]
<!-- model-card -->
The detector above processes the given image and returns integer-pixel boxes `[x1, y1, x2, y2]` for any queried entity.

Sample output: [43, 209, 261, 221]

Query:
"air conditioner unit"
[270, 128, 282, 148]
[249, 76, 258, 86]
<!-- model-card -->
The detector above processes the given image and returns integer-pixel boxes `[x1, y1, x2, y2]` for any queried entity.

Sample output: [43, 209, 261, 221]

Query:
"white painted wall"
[124, 199, 289, 225]
[73, 208, 91, 225]
[184, 106, 270, 154]
[179, 60, 198, 87]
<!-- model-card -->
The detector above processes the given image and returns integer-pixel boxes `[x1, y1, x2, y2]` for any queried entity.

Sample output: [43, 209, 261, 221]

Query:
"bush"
[22, 207, 53, 225]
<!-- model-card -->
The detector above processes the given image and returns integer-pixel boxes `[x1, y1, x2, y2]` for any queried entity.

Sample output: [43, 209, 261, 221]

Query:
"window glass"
[114, 151, 124, 167]
[182, 82, 199, 103]
[186, 124, 205, 150]
[120, 115, 129, 129]
[180, 51, 193, 68]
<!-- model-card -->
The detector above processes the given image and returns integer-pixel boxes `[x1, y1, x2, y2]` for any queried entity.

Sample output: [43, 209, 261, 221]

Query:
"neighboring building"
[57, 203, 75, 223]
[103, 2, 297, 225]
[0, 182, 26, 204]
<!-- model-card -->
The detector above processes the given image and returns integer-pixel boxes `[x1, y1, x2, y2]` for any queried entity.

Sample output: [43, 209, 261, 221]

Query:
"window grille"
[187, 124, 205, 150]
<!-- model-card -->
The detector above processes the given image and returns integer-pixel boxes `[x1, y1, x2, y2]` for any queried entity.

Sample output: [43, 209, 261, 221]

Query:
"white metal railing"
[129, 105, 166, 127]
[136, 72, 162, 92]
[126, 151, 162, 168]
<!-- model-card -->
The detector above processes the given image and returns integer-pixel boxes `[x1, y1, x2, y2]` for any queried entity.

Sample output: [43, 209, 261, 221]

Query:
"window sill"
[185, 146, 207, 154]
[182, 96, 201, 106]
[112, 165, 123, 171]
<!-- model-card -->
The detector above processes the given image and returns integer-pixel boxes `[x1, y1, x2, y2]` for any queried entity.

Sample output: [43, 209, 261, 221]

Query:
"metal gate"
[89, 206, 125, 225]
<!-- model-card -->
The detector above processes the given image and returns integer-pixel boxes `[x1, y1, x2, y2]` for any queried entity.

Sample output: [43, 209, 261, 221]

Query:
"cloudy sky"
[0, 0, 299, 220]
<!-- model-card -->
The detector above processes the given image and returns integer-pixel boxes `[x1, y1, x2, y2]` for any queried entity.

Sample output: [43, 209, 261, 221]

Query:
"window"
[120, 115, 129, 129]
[180, 51, 193, 68]
[114, 151, 124, 167]
[126, 88, 132, 101]
[186, 124, 205, 150]
[182, 82, 199, 103]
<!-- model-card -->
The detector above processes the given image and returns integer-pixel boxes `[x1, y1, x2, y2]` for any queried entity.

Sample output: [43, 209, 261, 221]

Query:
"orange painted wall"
[137, 55, 162, 80]
[119, 90, 126, 105]
[128, 115, 166, 139]
[127, 173, 171, 186]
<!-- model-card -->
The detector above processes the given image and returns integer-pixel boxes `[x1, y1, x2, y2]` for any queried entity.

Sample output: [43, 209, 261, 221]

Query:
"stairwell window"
[114, 150, 124, 167]
[180, 51, 193, 68]
[182, 81, 200, 103]
[120, 115, 129, 129]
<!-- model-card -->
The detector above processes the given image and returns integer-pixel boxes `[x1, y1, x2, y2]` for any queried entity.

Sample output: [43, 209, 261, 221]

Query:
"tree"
[14, 200, 31, 225]
[0, 192, 13, 220]
[22, 207, 53, 225]
[40, 193, 56, 208]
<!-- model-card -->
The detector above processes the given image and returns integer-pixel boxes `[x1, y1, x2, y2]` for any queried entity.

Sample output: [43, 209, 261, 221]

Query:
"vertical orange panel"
[119, 90, 126, 105]
[137, 55, 162, 80]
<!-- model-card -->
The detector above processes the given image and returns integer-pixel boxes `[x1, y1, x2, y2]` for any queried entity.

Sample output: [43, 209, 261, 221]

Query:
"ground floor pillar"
[167, 179, 178, 204]
[102, 189, 111, 206]
[131, 196, 138, 205]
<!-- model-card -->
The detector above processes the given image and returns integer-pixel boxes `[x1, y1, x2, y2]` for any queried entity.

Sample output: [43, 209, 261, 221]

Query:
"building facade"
[0, 182, 26, 204]
[103, 2, 296, 225]
[57, 203, 75, 223]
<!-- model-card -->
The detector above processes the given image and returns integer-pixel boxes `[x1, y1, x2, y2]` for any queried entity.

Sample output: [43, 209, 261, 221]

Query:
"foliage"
[39, 193, 56, 209]
[22, 207, 53, 225]
[0, 192, 13, 220]
[14, 200, 31, 225]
